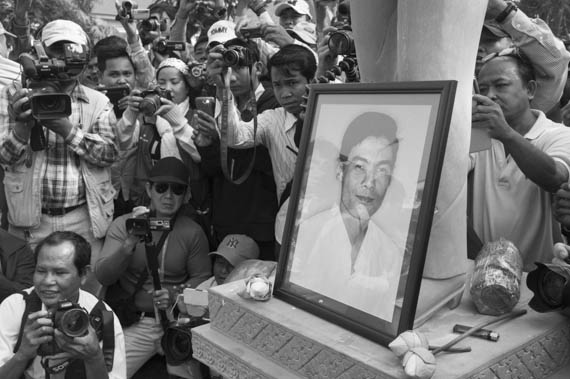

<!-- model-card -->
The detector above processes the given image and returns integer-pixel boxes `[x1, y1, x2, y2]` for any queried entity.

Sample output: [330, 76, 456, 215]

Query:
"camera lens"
[58, 308, 90, 337]
[328, 30, 355, 56]
[222, 49, 241, 67]
[139, 94, 162, 116]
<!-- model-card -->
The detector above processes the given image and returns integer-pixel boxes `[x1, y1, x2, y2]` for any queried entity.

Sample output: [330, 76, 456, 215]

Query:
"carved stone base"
[192, 279, 570, 378]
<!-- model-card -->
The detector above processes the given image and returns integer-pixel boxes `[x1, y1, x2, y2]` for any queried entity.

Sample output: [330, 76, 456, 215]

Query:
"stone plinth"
[192, 277, 570, 379]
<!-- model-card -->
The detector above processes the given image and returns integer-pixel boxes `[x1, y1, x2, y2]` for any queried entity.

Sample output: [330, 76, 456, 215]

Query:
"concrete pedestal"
[192, 278, 570, 378]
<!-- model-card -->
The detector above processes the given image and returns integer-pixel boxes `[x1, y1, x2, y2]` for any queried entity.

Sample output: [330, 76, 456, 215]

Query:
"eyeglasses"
[480, 47, 521, 65]
[153, 182, 187, 195]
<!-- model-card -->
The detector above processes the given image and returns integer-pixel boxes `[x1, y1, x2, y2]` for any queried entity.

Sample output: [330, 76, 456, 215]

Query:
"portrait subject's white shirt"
[290, 205, 403, 321]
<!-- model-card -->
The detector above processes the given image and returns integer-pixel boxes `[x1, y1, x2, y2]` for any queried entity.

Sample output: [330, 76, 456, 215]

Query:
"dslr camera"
[117, 1, 150, 21]
[19, 41, 89, 121]
[328, 24, 355, 56]
[37, 301, 91, 356]
[126, 215, 172, 237]
[152, 38, 186, 55]
[221, 45, 255, 67]
[97, 84, 131, 118]
[138, 86, 172, 116]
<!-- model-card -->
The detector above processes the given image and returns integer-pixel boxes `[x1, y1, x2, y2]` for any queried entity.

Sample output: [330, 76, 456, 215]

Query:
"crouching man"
[0, 231, 126, 379]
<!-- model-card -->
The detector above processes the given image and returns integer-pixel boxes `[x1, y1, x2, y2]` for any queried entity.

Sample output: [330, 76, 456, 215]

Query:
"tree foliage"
[0, 0, 114, 44]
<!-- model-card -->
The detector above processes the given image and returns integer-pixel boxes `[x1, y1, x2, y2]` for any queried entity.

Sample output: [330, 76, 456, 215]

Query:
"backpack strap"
[89, 300, 115, 372]
[14, 291, 42, 354]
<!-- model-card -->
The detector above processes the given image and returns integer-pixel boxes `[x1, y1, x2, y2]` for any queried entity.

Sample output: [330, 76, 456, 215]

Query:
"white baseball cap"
[41, 20, 88, 47]
[275, 0, 312, 21]
[207, 20, 237, 47]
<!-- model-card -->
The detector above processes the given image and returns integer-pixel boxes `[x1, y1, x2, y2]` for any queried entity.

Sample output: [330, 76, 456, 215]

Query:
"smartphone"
[195, 96, 216, 117]
[183, 288, 208, 307]
[473, 77, 480, 95]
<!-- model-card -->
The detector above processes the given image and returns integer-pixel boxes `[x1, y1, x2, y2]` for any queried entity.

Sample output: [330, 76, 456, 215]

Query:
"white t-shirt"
[470, 110, 570, 271]
[0, 288, 126, 379]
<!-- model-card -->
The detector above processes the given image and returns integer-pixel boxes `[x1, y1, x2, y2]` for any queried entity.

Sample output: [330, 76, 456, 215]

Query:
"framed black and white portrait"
[274, 81, 457, 346]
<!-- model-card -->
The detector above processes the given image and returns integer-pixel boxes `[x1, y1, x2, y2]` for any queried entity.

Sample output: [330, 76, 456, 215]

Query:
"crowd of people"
[0, 0, 569, 378]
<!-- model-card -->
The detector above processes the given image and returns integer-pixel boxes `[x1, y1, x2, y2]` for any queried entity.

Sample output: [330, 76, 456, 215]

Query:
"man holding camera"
[0, 231, 126, 379]
[0, 20, 118, 258]
[95, 157, 211, 378]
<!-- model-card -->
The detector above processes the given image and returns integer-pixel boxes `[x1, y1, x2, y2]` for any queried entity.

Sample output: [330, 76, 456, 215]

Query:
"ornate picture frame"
[274, 81, 457, 346]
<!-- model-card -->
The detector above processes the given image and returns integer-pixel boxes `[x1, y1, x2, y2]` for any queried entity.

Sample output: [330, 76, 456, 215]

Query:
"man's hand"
[194, 110, 218, 138]
[153, 288, 172, 311]
[125, 90, 144, 114]
[42, 118, 73, 139]
[553, 242, 570, 267]
[17, 310, 54, 360]
[54, 324, 102, 361]
[8, 88, 33, 123]
[472, 93, 515, 141]
[553, 183, 570, 228]
[261, 24, 295, 48]
[206, 45, 227, 88]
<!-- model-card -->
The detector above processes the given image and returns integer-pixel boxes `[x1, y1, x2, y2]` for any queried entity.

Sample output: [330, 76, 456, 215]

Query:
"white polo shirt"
[470, 110, 570, 271]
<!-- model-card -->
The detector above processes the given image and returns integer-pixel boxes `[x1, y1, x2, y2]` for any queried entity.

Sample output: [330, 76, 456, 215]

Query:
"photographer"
[0, 231, 126, 379]
[0, 20, 118, 255]
[95, 157, 211, 378]
[194, 38, 280, 260]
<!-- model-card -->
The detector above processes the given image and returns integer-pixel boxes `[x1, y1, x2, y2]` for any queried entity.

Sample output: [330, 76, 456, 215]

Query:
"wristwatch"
[495, 1, 518, 24]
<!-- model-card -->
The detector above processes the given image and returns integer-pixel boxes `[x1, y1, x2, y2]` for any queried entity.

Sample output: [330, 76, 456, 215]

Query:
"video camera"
[97, 84, 131, 118]
[117, 1, 150, 22]
[152, 38, 186, 55]
[19, 41, 89, 121]
[126, 215, 172, 237]
[221, 45, 255, 67]
[37, 301, 91, 356]
[527, 262, 570, 312]
[161, 316, 209, 365]
[137, 86, 172, 117]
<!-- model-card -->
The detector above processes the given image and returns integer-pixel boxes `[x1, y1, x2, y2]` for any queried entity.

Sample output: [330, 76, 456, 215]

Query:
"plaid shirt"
[0, 82, 118, 209]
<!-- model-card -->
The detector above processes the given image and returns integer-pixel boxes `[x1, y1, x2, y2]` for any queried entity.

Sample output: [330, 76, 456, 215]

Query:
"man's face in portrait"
[339, 136, 396, 220]
[33, 241, 84, 308]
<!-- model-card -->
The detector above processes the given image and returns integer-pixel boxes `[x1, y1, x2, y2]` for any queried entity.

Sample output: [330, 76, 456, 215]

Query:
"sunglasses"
[153, 182, 187, 195]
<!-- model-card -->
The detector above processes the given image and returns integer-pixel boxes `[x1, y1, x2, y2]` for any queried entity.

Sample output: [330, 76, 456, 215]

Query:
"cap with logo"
[207, 20, 237, 48]
[209, 234, 260, 267]
[275, 0, 312, 21]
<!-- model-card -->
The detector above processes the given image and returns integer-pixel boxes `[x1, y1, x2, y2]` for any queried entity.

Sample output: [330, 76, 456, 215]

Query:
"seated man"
[95, 157, 211, 378]
[0, 231, 126, 379]
[471, 49, 570, 271]
[0, 228, 34, 303]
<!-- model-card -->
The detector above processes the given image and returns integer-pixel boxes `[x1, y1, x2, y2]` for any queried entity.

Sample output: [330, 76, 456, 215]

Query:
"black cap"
[147, 157, 189, 185]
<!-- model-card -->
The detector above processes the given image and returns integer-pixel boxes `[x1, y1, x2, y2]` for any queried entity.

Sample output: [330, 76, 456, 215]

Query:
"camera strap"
[144, 217, 176, 329]
[219, 73, 258, 185]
